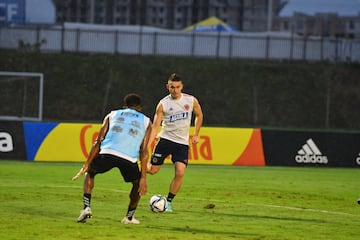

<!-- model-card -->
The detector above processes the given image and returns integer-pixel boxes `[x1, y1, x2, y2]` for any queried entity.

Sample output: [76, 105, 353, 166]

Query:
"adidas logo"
[295, 138, 328, 164]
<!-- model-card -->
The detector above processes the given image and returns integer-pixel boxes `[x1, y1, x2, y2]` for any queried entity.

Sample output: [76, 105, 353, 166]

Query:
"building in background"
[26, 0, 55, 24]
[242, 0, 287, 31]
[3, 0, 359, 38]
[276, 0, 360, 38]
[52, 0, 284, 32]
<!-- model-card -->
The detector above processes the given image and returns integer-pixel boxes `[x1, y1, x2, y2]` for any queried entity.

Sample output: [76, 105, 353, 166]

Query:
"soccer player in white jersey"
[72, 93, 151, 224]
[147, 73, 203, 212]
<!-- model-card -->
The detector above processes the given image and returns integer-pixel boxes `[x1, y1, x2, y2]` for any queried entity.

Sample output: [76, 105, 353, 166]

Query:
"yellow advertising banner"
[34, 123, 265, 166]
[34, 123, 98, 162]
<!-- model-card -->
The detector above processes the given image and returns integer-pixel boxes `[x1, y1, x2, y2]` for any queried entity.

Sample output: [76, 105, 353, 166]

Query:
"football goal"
[0, 71, 44, 121]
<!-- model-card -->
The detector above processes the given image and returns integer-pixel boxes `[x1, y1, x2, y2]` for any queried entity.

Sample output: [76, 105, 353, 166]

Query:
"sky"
[280, 0, 360, 17]
[26, 0, 55, 24]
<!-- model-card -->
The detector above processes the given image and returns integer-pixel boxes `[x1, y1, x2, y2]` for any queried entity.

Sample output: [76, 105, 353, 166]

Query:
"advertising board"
[262, 130, 360, 167]
[0, 121, 26, 160]
[23, 122, 265, 166]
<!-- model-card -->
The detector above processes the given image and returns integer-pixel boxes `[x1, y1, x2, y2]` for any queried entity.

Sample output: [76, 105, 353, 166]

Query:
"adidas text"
[295, 154, 328, 164]
[295, 138, 328, 164]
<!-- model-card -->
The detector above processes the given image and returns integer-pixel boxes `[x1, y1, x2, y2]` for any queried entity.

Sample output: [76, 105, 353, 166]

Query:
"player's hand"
[71, 165, 88, 181]
[191, 135, 199, 144]
[138, 177, 148, 196]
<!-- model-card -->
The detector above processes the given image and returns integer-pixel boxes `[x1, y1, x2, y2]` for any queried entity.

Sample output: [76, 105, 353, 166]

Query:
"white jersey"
[158, 93, 194, 145]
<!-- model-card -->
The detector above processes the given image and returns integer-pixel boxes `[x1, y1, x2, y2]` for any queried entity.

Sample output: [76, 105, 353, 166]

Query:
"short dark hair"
[123, 93, 141, 107]
[168, 73, 181, 82]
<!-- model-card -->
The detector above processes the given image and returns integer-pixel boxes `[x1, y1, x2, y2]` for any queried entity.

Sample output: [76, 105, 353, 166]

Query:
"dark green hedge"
[1, 49, 359, 130]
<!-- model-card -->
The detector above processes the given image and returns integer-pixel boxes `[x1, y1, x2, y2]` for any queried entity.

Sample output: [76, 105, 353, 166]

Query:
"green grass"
[0, 160, 359, 240]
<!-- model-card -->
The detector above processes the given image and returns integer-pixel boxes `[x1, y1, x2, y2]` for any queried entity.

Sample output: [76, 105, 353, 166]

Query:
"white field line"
[100, 187, 359, 217]
[3, 183, 358, 217]
[244, 203, 356, 217]
[188, 197, 358, 217]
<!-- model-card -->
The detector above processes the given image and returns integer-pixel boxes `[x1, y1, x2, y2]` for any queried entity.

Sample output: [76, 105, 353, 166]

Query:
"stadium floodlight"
[0, 71, 43, 121]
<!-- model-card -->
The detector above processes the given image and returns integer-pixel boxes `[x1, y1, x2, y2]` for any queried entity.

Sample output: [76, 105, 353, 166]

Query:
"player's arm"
[138, 120, 152, 196]
[72, 115, 110, 180]
[147, 102, 164, 149]
[191, 97, 203, 144]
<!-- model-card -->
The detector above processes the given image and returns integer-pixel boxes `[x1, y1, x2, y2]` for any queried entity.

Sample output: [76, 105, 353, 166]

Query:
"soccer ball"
[149, 194, 167, 212]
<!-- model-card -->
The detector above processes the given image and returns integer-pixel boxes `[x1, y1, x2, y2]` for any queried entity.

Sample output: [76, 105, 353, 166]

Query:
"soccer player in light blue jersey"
[73, 93, 151, 224]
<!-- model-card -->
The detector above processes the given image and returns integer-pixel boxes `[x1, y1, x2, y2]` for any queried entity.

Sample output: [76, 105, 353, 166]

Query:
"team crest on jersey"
[184, 104, 190, 110]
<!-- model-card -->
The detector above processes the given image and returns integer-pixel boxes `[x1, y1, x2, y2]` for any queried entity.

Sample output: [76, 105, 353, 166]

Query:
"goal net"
[0, 72, 43, 121]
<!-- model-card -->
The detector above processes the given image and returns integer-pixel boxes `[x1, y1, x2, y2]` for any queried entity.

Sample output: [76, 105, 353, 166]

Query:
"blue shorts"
[87, 154, 140, 182]
[151, 138, 189, 166]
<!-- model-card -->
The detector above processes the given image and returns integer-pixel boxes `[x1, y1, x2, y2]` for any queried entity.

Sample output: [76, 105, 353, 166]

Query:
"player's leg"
[121, 179, 141, 224]
[118, 157, 142, 224]
[166, 142, 189, 212]
[77, 173, 94, 222]
[169, 161, 187, 195]
[166, 161, 186, 212]
[83, 173, 95, 207]
[77, 155, 113, 223]
[77, 173, 95, 222]
[147, 138, 170, 174]
[147, 163, 161, 174]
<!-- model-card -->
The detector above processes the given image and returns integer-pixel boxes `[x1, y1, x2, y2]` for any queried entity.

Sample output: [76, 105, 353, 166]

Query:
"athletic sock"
[126, 207, 136, 220]
[167, 192, 176, 202]
[83, 193, 91, 209]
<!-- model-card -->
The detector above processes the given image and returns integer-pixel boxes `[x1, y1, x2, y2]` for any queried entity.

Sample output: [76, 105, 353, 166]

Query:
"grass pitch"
[0, 160, 359, 240]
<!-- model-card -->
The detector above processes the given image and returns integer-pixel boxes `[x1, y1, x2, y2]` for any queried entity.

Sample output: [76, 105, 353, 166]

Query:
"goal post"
[0, 71, 44, 121]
